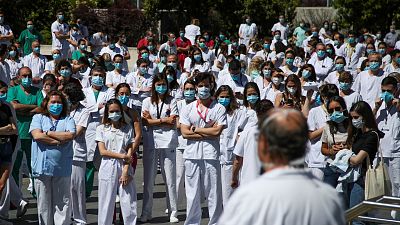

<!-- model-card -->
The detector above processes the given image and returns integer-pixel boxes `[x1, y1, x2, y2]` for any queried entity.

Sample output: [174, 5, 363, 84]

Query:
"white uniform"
[325, 71, 340, 89]
[159, 42, 177, 55]
[254, 50, 274, 61]
[90, 33, 108, 56]
[216, 73, 249, 92]
[219, 168, 346, 225]
[179, 100, 226, 225]
[279, 65, 299, 76]
[238, 23, 257, 47]
[96, 124, 137, 225]
[0, 23, 12, 46]
[141, 96, 179, 219]
[0, 60, 11, 85]
[51, 20, 69, 58]
[115, 43, 130, 72]
[352, 70, 387, 108]
[260, 83, 284, 103]
[44, 60, 56, 74]
[219, 109, 246, 205]
[5, 59, 22, 80]
[307, 55, 334, 82]
[384, 63, 400, 74]
[271, 22, 289, 40]
[105, 70, 128, 88]
[23, 53, 47, 87]
[184, 24, 201, 45]
[70, 104, 90, 224]
[343, 43, 364, 73]
[342, 92, 363, 111]
[126, 71, 153, 111]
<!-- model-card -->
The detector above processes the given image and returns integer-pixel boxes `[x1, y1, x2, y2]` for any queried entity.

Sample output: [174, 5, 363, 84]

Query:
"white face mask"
[287, 87, 297, 95]
[352, 117, 364, 129]
[272, 77, 281, 85]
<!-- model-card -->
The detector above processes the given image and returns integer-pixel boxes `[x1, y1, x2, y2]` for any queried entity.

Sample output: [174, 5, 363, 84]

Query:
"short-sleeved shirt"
[105, 70, 128, 87]
[22, 53, 47, 79]
[126, 71, 153, 108]
[352, 130, 379, 174]
[51, 20, 69, 50]
[142, 96, 178, 149]
[306, 106, 329, 168]
[71, 104, 90, 161]
[376, 102, 400, 157]
[179, 100, 227, 160]
[18, 29, 43, 56]
[29, 114, 76, 177]
[0, 24, 12, 46]
[293, 27, 307, 47]
[352, 70, 387, 108]
[342, 92, 362, 111]
[321, 123, 348, 147]
[0, 102, 12, 138]
[7, 85, 43, 139]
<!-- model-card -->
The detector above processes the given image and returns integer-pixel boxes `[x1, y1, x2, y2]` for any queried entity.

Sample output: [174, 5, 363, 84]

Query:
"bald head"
[258, 109, 308, 166]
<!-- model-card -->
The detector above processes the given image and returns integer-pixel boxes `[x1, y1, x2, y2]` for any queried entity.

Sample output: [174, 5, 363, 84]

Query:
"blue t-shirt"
[29, 114, 76, 177]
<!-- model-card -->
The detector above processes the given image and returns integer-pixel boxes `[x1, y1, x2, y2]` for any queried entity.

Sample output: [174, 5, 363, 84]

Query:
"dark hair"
[115, 83, 132, 96]
[113, 54, 123, 61]
[243, 82, 260, 107]
[194, 72, 215, 96]
[382, 76, 398, 87]
[78, 56, 89, 66]
[136, 58, 148, 67]
[285, 74, 302, 99]
[190, 47, 205, 68]
[163, 65, 179, 90]
[151, 73, 170, 104]
[62, 83, 85, 105]
[102, 98, 126, 126]
[335, 56, 346, 65]
[346, 101, 378, 147]
[42, 74, 57, 84]
[0, 80, 7, 89]
[215, 85, 238, 115]
[319, 84, 339, 100]
[78, 39, 86, 45]
[326, 96, 349, 135]
[40, 90, 68, 118]
[255, 99, 274, 124]
[229, 59, 241, 71]
[338, 71, 353, 83]
[298, 64, 316, 82]
[90, 66, 106, 77]
[55, 59, 72, 76]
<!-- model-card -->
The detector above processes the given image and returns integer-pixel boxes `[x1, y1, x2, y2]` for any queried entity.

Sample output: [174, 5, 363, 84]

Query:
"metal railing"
[346, 196, 400, 224]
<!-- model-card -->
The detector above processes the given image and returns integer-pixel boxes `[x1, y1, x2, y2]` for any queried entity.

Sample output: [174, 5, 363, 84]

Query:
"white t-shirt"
[279, 65, 299, 76]
[261, 83, 284, 103]
[342, 92, 363, 111]
[383, 63, 400, 74]
[306, 106, 329, 168]
[105, 70, 128, 88]
[376, 102, 400, 157]
[51, 20, 69, 50]
[23, 53, 47, 79]
[179, 100, 227, 160]
[321, 123, 348, 147]
[219, 168, 346, 225]
[217, 73, 249, 92]
[271, 22, 289, 40]
[159, 42, 177, 55]
[255, 50, 274, 61]
[126, 71, 153, 108]
[352, 70, 387, 108]
[44, 60, 56, 74]
[307, 55, 334, 82]
[201, 48, 216, 65]
[325, 71, 340, 90]
[184, 24, 201, 45]
[142, 96, 178, 149]
[71, 104, 90, 162]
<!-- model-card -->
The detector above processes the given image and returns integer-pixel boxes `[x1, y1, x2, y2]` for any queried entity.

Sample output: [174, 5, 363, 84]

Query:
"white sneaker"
[169, 216, 179, 223]
[16, 199, 28, 218]
[27, 180, 33, 192]
[165, 208, 169, 214]
[0, 218, 13, 225]
[115, 195, 120, 203]
[139, 215, 152, 223]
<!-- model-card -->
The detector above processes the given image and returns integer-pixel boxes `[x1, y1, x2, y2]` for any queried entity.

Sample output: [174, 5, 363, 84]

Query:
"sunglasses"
[328, 107, 342, 114]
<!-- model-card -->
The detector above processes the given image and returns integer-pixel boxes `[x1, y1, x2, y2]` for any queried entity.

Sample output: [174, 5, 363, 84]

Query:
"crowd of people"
[0, 8, 399, 225]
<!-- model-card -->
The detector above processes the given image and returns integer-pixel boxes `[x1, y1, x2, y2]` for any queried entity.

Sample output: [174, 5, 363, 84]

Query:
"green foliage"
[333, 0, 400, 32]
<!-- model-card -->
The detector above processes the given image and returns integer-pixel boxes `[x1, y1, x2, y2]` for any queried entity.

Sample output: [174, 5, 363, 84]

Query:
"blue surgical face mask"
[348, 37, 355, 44]
[148, 45, 154, 51]
[317, 50, 326, 58]
[219, 34, 225, 40]
[167, 62, 177, 69]
[59, 69, 71, 77]
[263, 44, 270, 50]
[302, 70, 311, 79]
[339, 82, 351, 91]
[377, 48, 386, 55]
[141, 52, 149, 60]
[231, 73, 240, 81]
[180, 32, 185, 38]
[312, 31, 318, 37]
[218, 97, 231, 107]
[194, 54, 202, 62]
[109, 43, 116, 49]
[108, 112, 122, 121]
[250, 70, 260, 80]
[184, 90, 196, 101]
[366, 49, 374, 55]
[155, 85, 168, 94]
[0, 93, 6, 101]
[335, 63, 345, 71]
[263, 69, 271, 78]
[33, 46, 40, 54]
[79, 44, 87, 51]
[49, 103, 63, 116]
[53, 53, 61, 60]
[326, 49, 333, 55]
[21, 77, 32, 87]
[380, 91, 394, 103]
[330, 111, 347, 123]
[274, 35, 281, 40]
[199, 42, 207, 49]
[57, 15, 64, 21]
[197, 87, 210, 99]
[396, 57, 400, 65]
[139, 67, 148, 74]
[91, 76, 104, 87]
[247, 95, 259, 104]
[352, 118, 364, 129]
[167, 75, 174, 83]
[315, 94, 322, 106]
[114, 62, 122, 70]
[285, 58, 294, 66]
[118, 95, 129, 106]
[160, 56, 167, 63]
[9, 50, 16, 57]
[369, 61, 380, 70]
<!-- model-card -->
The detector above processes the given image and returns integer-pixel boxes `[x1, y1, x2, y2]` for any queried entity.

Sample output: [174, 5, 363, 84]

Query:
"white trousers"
[70, 161, 86, 224]
[142, 148, 177, 217]
[184, 159, 223, 225]
[35, 175, 71, 225]
[176, 148, 185, 204]
[220, 164, 233, 206]
[98, 162, 137, 225]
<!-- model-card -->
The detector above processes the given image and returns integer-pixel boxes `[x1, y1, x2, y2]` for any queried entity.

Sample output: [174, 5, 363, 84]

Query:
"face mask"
[247, 95, 259, 104]
[250, 70, 260, 80]
[155, 85, 168, 94]
[366, 49, 374, 55]
[339, 82, 351, 91]
[348, 37, 355, 44]
[326, 49, 333, 55]
[204, 35, 209, 41]
[285, 58, 294, 66]
[105, 62, 114, 71]
[232, 42, 238, 47]
[245, 19, 251, 24]
[0, 93, 6, 101]
[335, 63, 345, 71]
[197, 87, 211, 99]
[377, 49, 385, 55]
[118, 95, 129, 106]
[396, 58, 400, 65]
[57, 15, 64, 21]
[364, 66, 370, 71]
[167, 62, 177, 69]
[199, 42, 206, 49]
[148, 45, 154, 51]
[79, 44, 87, 51]
[53, 53, 61, 60]
[219, 34, 225, 40]
[218, 97, 231, 107]
[380, 91, 394, 103]
[369, 61, 380, 71]
[194, 54, 202, 62]
[263, 43, 270, 49]
[169, 38, 176, 42]
[274, 35, 281, 40]
[317, 50, 326, 58]
[235, 55, 240, 60]
[315, 94, 322, 106]
[391, 29, 396, 34]
[139, 67, 147, 74]
[330, 111, 346, 123]
[184, 90, 196, 101]
[332, 25, 337, 30]
[300, 23, 304, 27]
[160, 56, 167, 63]
[240, 68, 246, 74]
[231, 73, 240, 81]
[324, 24, 329, 29]
[109, 43, 116, 49]
[287, 87, 297, 95]
[49, 103, 63, 116]
[312, 31, 318, 37]
[180, 32, 185, 38]
[272, 77, 281, 85]
[91, 76, 104, 87]
[108, 112, 122, 121]
[334, 40, 340, 46]
[263, 69, 271, 78]
[114, 62, 122, 70]
[33, 47, 40, 54]
[352, 118, 364, 129]
[121, 38, 126, 43]
[279, 18, 285, 23]
[141, 52, 149, 59]
[21, 77, 32, 87]
[9, 50, 16, 57]
[27, 24, 34, 30]
[302, 70, 311, 79]
[59, 69, 71, 77]
[376, 33, 382, 39]
[167, 75, 174, 83]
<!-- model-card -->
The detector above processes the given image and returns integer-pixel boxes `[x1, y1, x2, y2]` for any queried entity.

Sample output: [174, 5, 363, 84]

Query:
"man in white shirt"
[271, 15, 289, 41]
[159, 33, 177, 55]
[219, 109, 345, 225]
[374, 77, 400, 220]
[384, 50, 400, 74]
[51, 11, 70, 59]
[308, 43, 334, 82]
[0, 10, 13, 46]
[184, 19, 201, 45]
[343, 31, 364, 74]
[352, 53, 387, 108]
[333, 33, 346, 57]
[216, 59, 249, 94]
[23, 41, 48, 87]
[115, 33, 130, 72]
[0, 45, 11, 85]
[238, 15, 257, 47]
[197, 36, 215, 65]
[90, 31, 108, 56]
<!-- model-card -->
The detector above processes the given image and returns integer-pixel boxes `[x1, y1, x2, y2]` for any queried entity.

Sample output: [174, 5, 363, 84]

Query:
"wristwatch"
[191, 126, 196, 133]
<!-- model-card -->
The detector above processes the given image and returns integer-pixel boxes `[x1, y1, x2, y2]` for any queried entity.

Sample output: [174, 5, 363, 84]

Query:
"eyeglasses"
[328, 107, 342, 114]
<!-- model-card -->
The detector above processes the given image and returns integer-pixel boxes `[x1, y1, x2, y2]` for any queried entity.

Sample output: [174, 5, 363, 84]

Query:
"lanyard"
[50, 119, 60, 131]
[156, 101, 165, 119]
[196, 100, 209, 122]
